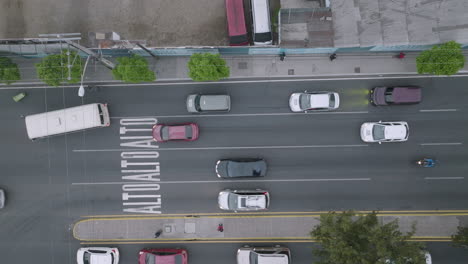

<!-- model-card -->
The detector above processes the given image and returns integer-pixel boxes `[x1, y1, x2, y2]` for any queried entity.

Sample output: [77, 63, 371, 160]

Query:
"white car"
[360, 121, 409, 143]
[237, 246, 290, 264]
[289, 91, 340, 112]
[77, 247, 119, 264]
[218, 189, 269, 211]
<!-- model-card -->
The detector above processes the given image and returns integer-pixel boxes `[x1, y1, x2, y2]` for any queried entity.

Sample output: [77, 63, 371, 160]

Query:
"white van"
[25, 103, 110, 140]
[251, 0, 273, 45]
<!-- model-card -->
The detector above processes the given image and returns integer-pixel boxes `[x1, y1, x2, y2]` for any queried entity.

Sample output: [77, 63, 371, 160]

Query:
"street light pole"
[78, 55, 91, 97]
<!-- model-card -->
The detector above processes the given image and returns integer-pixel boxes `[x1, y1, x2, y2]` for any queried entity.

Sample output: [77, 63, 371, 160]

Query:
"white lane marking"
[419, 109, 458, 112]
[72, 178, 372, 185]
[420, 143, 463, 146]
[110, 111, 369, 119]
[73, 144, 369, 152]
[424, 177, 464, 180]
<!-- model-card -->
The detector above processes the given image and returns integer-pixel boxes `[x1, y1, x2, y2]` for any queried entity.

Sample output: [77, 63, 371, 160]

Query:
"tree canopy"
[311, 211, 427, 264]
[112, 55, 156, 83]
[0, 57, 21, 84]
[35, 50, 82, 87]
[416, 41, 465, 76]
[452, 225, 468, 248]
[187, 53, 230, 81]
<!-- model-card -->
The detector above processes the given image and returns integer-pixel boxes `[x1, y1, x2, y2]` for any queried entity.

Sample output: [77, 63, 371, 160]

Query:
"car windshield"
[83, 252, 91, 264]
[185, 125, 193, 139]
[145, 253, 155, 264]
[372, 124, 386, 140]
[161, 126, 170, 140]
[329, 94, 335, 107]
[299, 94, 311, 109]
[385, 88, 394, 103]
[227, 193, 239, 209]
[249, 251, 259, 264]
[194, 95, 202, 112]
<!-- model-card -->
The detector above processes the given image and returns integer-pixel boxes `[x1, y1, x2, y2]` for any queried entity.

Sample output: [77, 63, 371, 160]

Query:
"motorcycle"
[417, 158, 435, 168]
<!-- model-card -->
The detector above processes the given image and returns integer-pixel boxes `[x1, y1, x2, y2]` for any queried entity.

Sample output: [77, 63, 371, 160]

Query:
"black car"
[215, 158, 267, 178]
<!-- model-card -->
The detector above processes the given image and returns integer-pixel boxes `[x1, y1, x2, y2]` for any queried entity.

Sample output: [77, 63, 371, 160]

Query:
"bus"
[226, 0, 249, 46]
[251, 0, 272, 45]
[25, 103, 110, 140]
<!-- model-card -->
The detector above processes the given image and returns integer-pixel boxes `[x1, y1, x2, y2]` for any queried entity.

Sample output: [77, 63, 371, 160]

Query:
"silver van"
[186, 94, 231, 113]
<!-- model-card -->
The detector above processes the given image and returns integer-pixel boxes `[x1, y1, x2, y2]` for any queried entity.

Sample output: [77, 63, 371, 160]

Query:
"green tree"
[112, 55, 155, 83]
[35, 50, 82, 87]
[187, 53, 230, 81]
[0, 57, 21, 84]
[416, 41, 465, 76]
[311, 211, 426, 264]
[452, 225, 468, 248]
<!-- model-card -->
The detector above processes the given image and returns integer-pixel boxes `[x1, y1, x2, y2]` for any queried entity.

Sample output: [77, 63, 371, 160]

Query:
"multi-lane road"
[1, 76, 468, 263]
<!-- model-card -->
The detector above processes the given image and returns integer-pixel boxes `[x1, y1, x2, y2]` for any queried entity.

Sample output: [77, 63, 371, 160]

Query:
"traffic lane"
[153, 175, 468, 213]
[80, 145, 464, 183]
[102, 242, 468, 264]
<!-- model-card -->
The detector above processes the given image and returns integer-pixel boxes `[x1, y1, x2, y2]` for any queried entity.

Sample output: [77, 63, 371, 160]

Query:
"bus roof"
[25, 103, 104, 140]
[252, 0, 271, 34]
[226, 0, 248, 41]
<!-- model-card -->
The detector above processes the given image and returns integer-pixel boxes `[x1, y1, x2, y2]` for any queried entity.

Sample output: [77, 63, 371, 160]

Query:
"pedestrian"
[329, 53, 337, 61]
[217, 223, 224, 232]
[279, 52, 286, 61]
[154, 229, 163, 238]
[397, 52, 406, 59]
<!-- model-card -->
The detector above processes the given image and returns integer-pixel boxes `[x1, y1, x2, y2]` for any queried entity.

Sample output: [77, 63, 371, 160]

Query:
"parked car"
[370, 86, 422, 105]
[360, 121, 409, 143]
[139, 248, 188, 264]
[0, 189, 5, 209]
[152, 123, 199, 142]
[186, 94, 231, 113]
[77, 247, 119, 264]
[237, 246, 290, 264]
[218, 189, 270, 211]
[384, 251, 432, 264]
[216, 158, 267, 178]
[289, 91, 340, 112]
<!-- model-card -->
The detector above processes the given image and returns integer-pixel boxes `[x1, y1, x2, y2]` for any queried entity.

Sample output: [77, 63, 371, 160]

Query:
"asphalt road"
[1, 76, 468, 263]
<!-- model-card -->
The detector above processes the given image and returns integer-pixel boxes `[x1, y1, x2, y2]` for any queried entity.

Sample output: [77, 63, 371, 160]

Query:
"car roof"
[200, 95, 230, 110]
[310, 94, 331, 108]
[384, 124, 407, 139]
[168, 125, 188, 139]
[392, 87, 422, 103]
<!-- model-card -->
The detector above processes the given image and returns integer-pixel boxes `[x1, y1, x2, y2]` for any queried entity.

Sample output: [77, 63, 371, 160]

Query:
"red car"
[139, 248, 188, 264]
[152, 123, 199, 142]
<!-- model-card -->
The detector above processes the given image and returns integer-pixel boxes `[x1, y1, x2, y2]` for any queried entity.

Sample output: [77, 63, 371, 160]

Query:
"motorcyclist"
[417, 158, 435, 167]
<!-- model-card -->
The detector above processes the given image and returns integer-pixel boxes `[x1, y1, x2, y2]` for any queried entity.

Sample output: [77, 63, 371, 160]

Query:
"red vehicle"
[139, 248, 188, 264]
[226, 0, 249, 46]
[152, 123, 199, 142]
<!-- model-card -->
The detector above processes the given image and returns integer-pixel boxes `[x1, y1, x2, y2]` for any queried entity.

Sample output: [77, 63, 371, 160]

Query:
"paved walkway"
[73, 211, 468, 243]
[3, 51, 468, 87]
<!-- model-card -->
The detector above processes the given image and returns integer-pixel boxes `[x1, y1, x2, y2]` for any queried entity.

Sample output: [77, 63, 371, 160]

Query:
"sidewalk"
[73, 211, 468, 242]
[4, 51, 468, 87]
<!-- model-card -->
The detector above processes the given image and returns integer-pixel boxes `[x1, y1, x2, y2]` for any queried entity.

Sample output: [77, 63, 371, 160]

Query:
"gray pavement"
[2, 51, 468, 87]
[73, 212, 464, 241]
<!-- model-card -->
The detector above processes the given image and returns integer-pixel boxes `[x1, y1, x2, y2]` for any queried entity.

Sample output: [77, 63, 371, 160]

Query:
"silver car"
[218, 189, 270, 211]
[186, 94, 231, 113]
[0, 189, 5, 209]
[289, 91, 340, 112]
[360, 121, 409, 143]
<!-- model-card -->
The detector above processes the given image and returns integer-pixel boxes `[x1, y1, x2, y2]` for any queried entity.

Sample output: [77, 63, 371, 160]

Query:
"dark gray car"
[216, 158, 267, 178]
[186, 94, 231, 113]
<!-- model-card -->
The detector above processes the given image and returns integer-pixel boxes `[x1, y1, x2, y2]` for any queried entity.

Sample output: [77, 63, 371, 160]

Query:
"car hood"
[372, 87, 387, 105]
[215, 160, 229, 178]
[384, 125, 407, 140]
[289, 93, 302, 112]
[360, 123, 375, 142]
[218, 192, 230, 210]
[0, 189, 4, 209]
[90, 254, 112, 264]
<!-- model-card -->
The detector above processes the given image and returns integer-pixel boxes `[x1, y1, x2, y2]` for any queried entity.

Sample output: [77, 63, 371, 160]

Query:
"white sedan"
[289, 91, 340, 112]
[77, 247, 119, 264]
[360, 121, 409, 143]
